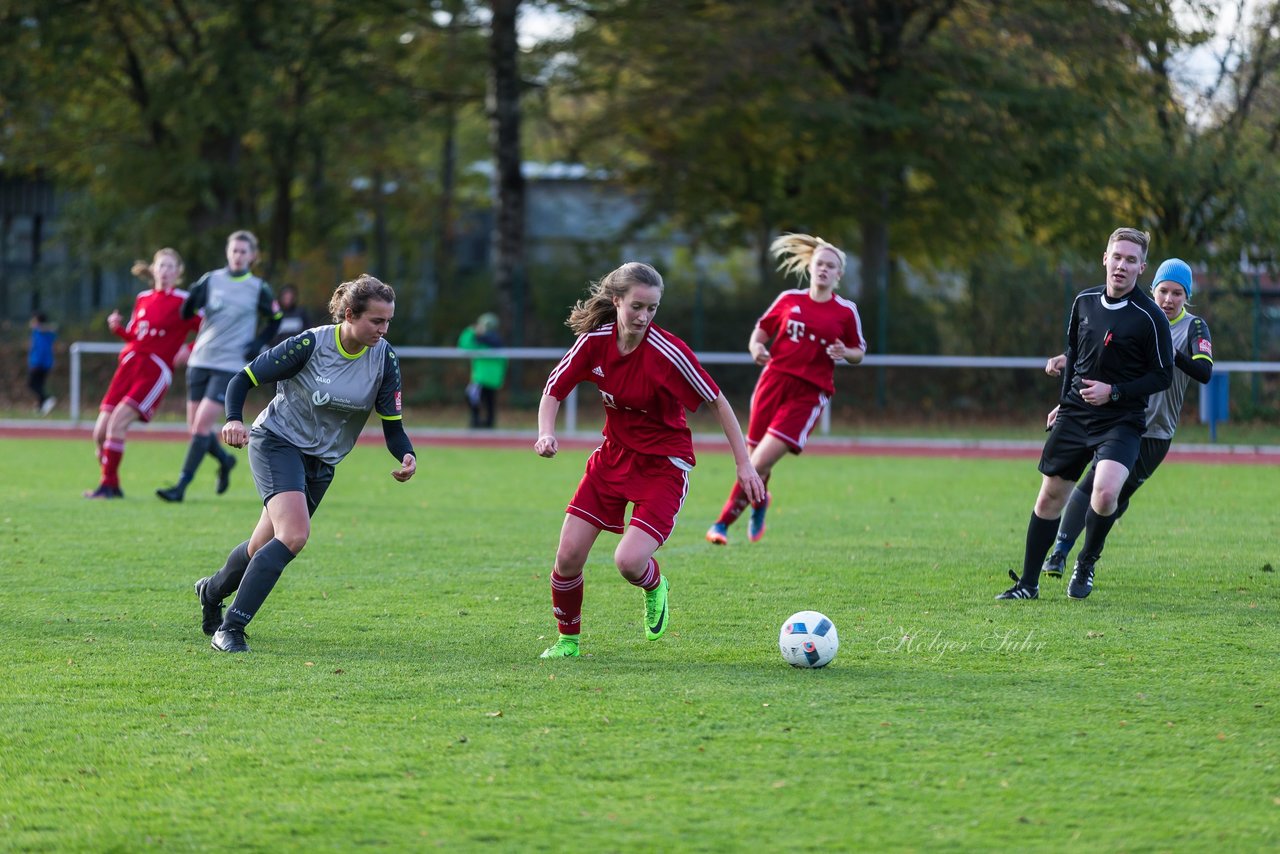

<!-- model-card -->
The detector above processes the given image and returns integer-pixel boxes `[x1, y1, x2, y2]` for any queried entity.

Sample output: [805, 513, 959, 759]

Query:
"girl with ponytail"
[84, 248, 203, 498]
[534, 261, 764, 659]
[705, 233, 866, 545]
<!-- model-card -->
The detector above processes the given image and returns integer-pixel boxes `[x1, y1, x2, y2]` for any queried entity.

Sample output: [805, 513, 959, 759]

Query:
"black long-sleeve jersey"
[1059, 284, 1174, 432]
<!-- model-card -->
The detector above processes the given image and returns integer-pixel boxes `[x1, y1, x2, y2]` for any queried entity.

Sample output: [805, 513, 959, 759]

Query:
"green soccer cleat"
[539, 635, 581, 659]
[644, 576, 670, 641]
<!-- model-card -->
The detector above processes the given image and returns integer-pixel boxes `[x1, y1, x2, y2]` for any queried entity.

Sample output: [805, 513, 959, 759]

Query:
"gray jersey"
[186, 268, 277, 372]
[1144, 309, 1213, 439]
[245, 325, 404, 464]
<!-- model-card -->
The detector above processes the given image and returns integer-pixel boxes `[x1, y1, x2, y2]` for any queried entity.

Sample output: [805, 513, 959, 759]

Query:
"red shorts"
[100, 352, 173, 422]
[566, 441, 691, 545]
[747, 369, 830, 453]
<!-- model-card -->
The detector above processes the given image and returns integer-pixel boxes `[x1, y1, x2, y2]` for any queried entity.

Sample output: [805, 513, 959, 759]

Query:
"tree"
[557, 0, 1162, 355]
[488, 0, 530, 342]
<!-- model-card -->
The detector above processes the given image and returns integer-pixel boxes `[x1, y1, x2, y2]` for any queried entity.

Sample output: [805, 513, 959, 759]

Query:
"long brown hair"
[566, 262, 664, 335]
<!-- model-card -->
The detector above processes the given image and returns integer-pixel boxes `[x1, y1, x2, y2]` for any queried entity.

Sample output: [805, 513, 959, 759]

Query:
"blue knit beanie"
[1152, 258, 1193, 299]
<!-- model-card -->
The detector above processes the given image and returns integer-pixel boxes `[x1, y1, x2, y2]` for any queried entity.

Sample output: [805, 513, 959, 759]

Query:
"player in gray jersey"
[157, 230, 282, 503]
[193, 274, 416, 653]
[1040, 258, 1213, 579]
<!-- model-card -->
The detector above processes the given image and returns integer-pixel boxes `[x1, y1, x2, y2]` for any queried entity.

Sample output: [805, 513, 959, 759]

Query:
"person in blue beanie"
[27, 311, 58, 415]
[1038, 257, 1213, 581]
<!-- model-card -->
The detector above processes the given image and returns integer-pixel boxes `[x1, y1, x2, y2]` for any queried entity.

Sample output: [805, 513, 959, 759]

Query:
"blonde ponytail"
[770, 233, 846, 281]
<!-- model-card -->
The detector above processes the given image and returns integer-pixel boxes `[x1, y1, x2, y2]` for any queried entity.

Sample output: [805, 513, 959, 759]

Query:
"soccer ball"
[779, 610, 839, 668]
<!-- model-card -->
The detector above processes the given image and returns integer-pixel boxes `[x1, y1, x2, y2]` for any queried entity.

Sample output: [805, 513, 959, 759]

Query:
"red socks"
[628, 557, 661, 592]
[754, 474, 771, 509]
[550, 571, 584, 635]
[716, 473, 772, 525]
[101, 439, 125, 489]
[716, 483, 751, 526]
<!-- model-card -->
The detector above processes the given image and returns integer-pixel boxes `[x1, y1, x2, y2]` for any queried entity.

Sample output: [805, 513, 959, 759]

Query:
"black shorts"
[1038, 412, 1142, 482]
[186, 367, 236, 404]
[248, 428, 335, 517]
[1079, 436, 1172, 501]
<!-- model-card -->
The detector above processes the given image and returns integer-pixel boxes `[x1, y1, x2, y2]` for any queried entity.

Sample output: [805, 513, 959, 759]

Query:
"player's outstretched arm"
[534, 393, 560, 458]
[709, 392, 764, 504]
[382, 419, 415, 480]
[748, 327, 772, 366]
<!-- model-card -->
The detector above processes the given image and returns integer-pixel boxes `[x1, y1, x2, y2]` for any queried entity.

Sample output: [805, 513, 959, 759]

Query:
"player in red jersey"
[83, 248, 202, 498]
[534, 261, 765, 659]
[706, 233, 866, 544]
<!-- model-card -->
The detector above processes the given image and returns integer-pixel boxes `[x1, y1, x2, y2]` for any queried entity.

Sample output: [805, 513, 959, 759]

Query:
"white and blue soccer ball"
[779, 611, 839, 668]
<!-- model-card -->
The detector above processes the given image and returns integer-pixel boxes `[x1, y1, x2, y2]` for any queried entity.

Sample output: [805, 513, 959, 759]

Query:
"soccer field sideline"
[4, 417, 1278, 464]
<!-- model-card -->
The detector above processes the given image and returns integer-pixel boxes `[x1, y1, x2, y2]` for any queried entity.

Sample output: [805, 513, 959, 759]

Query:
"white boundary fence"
[68, 341, 1280, 432]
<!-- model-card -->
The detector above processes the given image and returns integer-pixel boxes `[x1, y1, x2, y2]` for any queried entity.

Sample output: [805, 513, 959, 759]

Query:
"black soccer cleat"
[83, 484, 124, 499]
[211, 626, 251, 653]
[1042, 551, 1067, 579]
[156, 484, 185, 503]
[995, 569, 1038, 600]
[216, 456, 236, 495]
[195, 577, 224, 636]
[1067, 559, 1096, 600]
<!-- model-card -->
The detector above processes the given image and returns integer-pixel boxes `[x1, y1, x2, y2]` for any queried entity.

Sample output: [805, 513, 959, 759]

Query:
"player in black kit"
[997, 227, 1173, 601]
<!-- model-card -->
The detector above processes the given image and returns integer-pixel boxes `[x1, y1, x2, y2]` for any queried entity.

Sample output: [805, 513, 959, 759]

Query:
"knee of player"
[612, 552, 648, 580]
[554, 547, 589, 576]
[1034, 494, 1065, 518]
[276, 529, 310, 555]
[1092, 487, 1121, 511]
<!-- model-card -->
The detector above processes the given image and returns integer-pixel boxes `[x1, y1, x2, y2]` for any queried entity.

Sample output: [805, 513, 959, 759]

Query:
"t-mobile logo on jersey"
[786, 318, 806, 342]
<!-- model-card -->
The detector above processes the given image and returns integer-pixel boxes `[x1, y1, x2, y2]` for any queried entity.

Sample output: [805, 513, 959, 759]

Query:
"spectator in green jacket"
[459, 312, 508, 428]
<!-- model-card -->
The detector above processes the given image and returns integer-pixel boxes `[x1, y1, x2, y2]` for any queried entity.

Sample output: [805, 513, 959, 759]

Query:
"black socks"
[222, 539, 297, 630]
[1021, 512, 1060, 588]
[206, 540, 252, 603]
[177, 433, 213, 488]
[1078, 508, 1118, 564]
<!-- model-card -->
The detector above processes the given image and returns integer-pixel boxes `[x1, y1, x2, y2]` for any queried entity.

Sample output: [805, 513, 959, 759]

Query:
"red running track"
[3, 421, 1276, 465]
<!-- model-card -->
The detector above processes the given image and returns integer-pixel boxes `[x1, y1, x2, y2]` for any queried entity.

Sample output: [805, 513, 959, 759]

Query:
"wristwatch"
[1109, 386, 1121, 402]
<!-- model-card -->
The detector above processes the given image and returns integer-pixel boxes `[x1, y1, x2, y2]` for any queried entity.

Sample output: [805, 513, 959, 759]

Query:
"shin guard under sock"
[550, 571, 584, 636]
[1021, 512, 1061, 587]
[206, 432, 231, 465]
[1078, 508, 1118, 564]
[716, 483, 751, 527]
[1053, 487, 1090, 555]
[178, 433, 212, 487]
[223, 539, 296, 629]
[207, 540, 253, 602]
[101, 440, 125, 489]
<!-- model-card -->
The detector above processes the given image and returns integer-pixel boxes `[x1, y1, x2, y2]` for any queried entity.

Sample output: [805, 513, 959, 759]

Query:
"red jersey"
[544, 323, 720, 465]
[114, 288, 202, 367]
[756, 289, 866, 395]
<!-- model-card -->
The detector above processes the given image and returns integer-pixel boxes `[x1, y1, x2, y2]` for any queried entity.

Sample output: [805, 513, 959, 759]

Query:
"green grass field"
[2, 436, 1277, 851]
